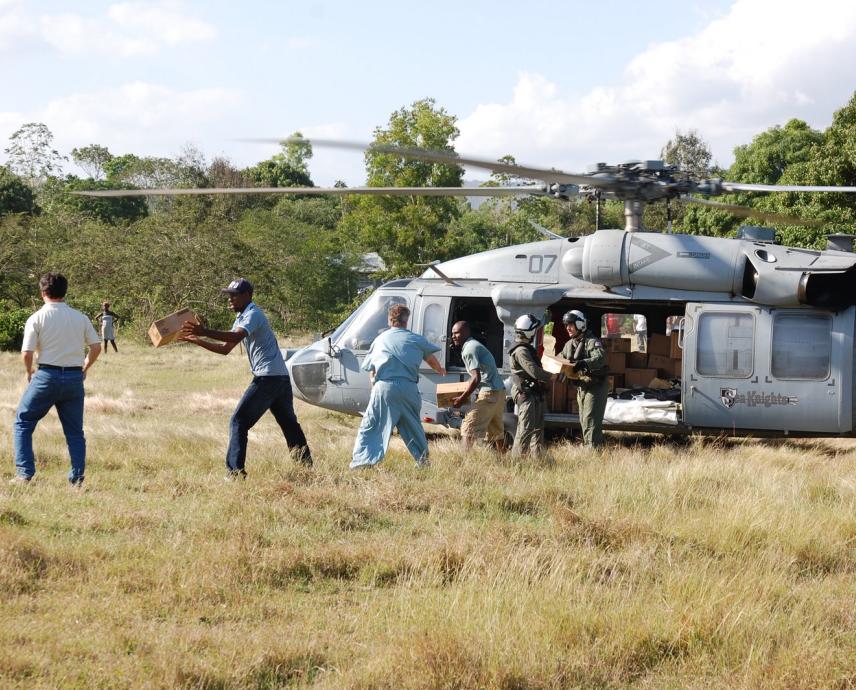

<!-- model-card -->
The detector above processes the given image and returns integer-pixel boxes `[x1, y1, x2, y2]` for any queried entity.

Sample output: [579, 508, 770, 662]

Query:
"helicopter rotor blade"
[684, 196, 821, 227]
[243, 137, 604, 188]
[722, 182, 856, 193]
[71, 185, 546, 198]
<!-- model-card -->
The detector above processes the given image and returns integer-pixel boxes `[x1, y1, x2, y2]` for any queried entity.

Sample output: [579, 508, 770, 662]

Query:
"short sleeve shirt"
[362, 327, 440, 383]
[22, 302, 100, 367]
[461, 338, 504, 391]
[232, 302, 288, 377]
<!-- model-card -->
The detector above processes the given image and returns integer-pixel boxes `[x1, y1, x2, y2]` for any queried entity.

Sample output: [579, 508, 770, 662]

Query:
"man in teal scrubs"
[351, 304, 446, 469]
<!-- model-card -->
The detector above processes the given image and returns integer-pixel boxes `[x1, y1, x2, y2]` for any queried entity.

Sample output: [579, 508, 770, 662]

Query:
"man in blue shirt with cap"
[181, 278, 311, 478]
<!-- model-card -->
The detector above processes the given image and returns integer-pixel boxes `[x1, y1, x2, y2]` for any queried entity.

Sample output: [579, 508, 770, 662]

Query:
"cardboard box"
[550, 379, 569, 412]
[670, 331, 683, 359]
[624, 368, 658, 389]
[647, 354, 673, 377]
[542, 353, 577, 378]
[608, 374, 625, 392]
[436, 381, 471, 408]
[607, 352, 626, 373]
[627, 352, 648, 369]
[648, 333, 670, 357]
[606, 337, 631, 353]
[669, 358, 683, 379]
[148, 308, 200, 348]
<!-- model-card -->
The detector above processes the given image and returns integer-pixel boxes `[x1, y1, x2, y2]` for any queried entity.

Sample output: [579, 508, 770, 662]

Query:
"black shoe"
[69, 477, 85, 487]
[224, 470, 247, 482]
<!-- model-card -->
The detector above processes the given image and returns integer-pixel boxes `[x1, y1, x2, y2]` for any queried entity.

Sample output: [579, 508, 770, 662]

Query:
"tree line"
[2, 93, 856, 349]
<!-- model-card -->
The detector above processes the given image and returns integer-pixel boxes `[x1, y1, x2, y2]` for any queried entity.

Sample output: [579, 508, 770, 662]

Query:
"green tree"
[0, 165, 36, 215]
[339, 98, 463, 275]
[661, 129, 713, 177]
[71, 144, 114, 180]
[4, 122, 66, 186]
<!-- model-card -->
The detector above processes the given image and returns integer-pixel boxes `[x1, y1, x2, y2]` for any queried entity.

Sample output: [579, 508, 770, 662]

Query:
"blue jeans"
[14, 368, 86, 481]
[226, 375, 310, 472]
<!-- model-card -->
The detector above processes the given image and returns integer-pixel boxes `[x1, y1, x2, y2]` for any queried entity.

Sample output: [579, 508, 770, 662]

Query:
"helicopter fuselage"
[285, 230, 856, 439]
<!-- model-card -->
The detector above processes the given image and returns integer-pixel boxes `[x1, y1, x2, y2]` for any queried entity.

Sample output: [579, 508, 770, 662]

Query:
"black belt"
[39, 364, 83, 371]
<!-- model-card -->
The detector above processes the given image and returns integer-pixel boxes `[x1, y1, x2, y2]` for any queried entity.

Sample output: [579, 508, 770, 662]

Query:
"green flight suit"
[562, 331, 609, 448]
[509, 337, 552, 456]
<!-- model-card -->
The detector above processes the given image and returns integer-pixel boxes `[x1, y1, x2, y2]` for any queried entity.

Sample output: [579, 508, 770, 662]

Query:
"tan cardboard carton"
[606, 337, 631, 353]
[608, 374, 625, 392]
[607, 351, 626, 373]
[148, 308, 200, 348]
[541, 353, 578, 378]
[670, 331, 683, 359]
[648, 333, 670, 356]
[627, 352, 648, 369]
[436, 381, 471, 408]
[624, 368, 658, 389]
[647, 354, 673, 377]
[550, 379, 569, 412]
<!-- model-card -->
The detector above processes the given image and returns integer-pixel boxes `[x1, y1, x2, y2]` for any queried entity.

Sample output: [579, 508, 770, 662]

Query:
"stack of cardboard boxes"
[543, 333, 683, 414]
[611, 332, 683, 392]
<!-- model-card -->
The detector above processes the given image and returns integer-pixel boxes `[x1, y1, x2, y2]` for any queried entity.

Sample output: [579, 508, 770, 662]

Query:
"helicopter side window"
[696, 312, 754, 378]
[771, 313, 831, 380]
[422, 303, 445, 348]
[336, 293, 409, 351]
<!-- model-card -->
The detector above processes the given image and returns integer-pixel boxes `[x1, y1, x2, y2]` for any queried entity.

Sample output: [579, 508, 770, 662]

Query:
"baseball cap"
[221, 278, 254, 295]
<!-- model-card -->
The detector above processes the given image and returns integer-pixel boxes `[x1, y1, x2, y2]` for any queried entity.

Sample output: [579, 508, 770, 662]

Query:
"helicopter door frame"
[413, 295, 452, 370]
[682, 302, 852, 433]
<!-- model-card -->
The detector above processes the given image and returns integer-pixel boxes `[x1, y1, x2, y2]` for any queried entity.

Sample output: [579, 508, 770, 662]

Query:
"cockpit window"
[335, 293, 410, 351]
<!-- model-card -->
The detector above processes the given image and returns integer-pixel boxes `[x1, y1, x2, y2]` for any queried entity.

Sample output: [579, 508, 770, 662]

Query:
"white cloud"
[457, 0, 856, 175]
[1, 1, 217, 56]
[1, 82, 240, 169]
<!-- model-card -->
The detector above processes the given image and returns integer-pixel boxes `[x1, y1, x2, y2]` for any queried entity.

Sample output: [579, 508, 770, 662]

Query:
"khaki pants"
[461, 388, 506, 444]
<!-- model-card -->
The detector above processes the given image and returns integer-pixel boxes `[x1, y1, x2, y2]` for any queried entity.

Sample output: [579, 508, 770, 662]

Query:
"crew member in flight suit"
[508, 313, 554, 456]
[561, 309, 609, 448]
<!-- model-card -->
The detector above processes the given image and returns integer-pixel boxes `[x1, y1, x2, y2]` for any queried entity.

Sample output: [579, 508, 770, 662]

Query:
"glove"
[571, 360, 584, 373]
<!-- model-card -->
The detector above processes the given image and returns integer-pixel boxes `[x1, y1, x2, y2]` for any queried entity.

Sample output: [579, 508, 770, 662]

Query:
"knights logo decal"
[720, 388, 737, 409]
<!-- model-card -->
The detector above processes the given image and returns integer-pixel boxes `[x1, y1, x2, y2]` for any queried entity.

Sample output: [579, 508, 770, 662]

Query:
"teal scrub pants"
[351, 379, 428, 468]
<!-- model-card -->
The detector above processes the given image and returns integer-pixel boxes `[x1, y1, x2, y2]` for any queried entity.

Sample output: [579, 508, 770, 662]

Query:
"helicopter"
[80, 140, 856, 439]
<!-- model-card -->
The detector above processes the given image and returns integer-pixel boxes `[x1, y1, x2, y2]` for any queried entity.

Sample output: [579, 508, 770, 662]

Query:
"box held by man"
[541, 353, 578, 378]
[149, 308, 200, 348]
[436, 381, 472, 408]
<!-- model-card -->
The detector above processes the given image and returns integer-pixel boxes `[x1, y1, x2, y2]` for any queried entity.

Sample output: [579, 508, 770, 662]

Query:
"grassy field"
[1, 341, 855, 689]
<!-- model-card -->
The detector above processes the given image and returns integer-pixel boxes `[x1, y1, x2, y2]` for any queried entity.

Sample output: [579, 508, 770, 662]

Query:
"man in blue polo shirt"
[181, 278, 311, 478]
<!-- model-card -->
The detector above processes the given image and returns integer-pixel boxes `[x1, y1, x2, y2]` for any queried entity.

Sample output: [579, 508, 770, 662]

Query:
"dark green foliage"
[0, 166, 36, 215]
[0, 307, 30, 351]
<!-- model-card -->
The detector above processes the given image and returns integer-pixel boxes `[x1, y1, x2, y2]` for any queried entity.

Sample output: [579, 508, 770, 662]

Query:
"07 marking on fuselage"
[628, 237, 671, 273]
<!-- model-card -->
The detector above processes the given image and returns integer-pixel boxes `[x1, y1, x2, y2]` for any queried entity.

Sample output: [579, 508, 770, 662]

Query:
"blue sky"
[2, 0, 856, 185]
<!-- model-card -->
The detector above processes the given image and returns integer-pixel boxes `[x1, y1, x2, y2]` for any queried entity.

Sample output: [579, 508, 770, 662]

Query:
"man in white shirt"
[11, 273, 101, 485]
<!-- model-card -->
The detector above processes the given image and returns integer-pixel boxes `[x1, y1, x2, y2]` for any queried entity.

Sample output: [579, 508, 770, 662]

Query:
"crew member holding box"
[181, 278, 311, 479]
[450, 321, 507, 451]
[561, 309, 609, 448]
[509, 313, 555, 456]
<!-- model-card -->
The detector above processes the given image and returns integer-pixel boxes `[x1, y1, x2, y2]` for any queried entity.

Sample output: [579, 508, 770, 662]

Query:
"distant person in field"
[180, 278, 311, 479]
[633, 313, 647, 353]
[11, 272, 101, 486]
[96, 301, 120, 353]
[351, 304, 446, 469]
[450, 320, 506, 451]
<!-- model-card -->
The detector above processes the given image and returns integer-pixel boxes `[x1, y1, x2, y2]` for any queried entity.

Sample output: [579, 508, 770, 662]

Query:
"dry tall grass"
[1, 342, 855, 689]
